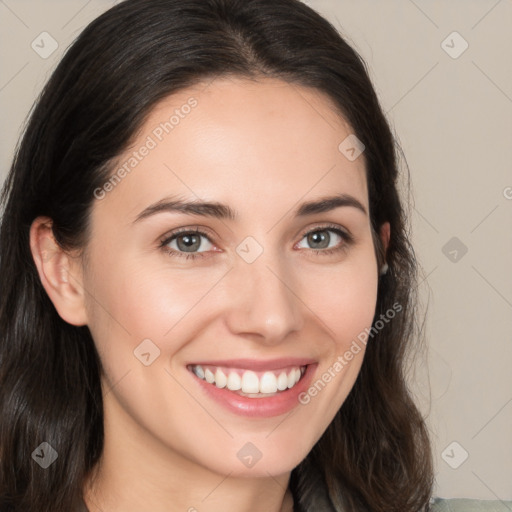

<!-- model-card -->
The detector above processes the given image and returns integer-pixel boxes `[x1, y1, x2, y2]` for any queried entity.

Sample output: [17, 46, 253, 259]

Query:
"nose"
[223, 253, 304, 345]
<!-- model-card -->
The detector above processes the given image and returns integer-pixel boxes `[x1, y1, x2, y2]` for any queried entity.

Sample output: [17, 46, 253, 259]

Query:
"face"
[78, 77, 381, 478]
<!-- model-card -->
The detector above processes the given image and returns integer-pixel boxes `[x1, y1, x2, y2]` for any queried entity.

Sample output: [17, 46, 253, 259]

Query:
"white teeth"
[204, 368, 215, 384]
[241, 370, 260, 393]
[287, 370, 296, 388]
[259, 372, 278, 394]
[277, 372, 288, 391]
[194, 365, 205, 379]
[214, 368, 227, 388]
[226, 372, 242, 391]
[191, 364, 306, 394]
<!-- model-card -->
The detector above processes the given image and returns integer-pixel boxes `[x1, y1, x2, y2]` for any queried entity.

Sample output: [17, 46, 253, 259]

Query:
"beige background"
[1, 0, 511, 501]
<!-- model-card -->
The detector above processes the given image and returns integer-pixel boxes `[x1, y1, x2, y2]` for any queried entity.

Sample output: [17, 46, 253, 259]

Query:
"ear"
[29, 216, 88, 326]
[379, 221, 390, 258]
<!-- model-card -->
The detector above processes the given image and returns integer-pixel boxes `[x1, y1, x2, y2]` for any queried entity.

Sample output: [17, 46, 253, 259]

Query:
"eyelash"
[159, 224, 354, 261]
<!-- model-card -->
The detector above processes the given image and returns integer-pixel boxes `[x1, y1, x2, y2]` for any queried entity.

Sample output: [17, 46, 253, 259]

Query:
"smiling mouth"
[187, 364, 308, 398]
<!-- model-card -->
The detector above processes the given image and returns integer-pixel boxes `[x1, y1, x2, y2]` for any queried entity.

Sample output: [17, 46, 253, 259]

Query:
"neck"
[84, 465, 294, 512]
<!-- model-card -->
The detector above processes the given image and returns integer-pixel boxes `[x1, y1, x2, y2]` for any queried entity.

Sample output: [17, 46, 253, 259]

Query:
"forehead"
[94, 76, 368, 224]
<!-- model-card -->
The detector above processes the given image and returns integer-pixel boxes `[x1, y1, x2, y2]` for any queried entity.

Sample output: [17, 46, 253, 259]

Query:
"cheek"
[83, 253, 229, 390]
[300, 257, 379, 347]
[294, 255, 378, 412]
[87, 253, 218, 335]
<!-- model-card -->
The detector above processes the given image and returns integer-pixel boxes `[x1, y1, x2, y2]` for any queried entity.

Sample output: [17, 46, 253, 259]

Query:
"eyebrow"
[133, 193, 367, 224]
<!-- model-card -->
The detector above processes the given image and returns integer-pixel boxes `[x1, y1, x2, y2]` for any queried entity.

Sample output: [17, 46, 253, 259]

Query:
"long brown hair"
[0, 1, 433, 510]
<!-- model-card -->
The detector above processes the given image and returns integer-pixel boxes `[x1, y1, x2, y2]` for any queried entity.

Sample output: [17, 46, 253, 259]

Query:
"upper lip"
[187, 357, 316, 371]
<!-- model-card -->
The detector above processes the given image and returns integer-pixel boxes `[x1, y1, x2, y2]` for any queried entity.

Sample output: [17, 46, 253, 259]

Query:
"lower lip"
[190, 364, 317, 418]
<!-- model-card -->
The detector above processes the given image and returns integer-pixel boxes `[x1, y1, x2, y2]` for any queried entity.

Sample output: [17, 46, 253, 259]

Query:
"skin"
[30, 76, 390, 512]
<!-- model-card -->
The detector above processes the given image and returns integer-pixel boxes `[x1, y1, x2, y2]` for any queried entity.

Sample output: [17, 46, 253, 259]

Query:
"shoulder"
[430, 497, 512, 511]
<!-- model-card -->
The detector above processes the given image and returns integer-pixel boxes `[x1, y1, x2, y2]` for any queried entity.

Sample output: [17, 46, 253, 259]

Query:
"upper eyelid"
[297, 224, 351, 243]
[163, 226, 214, 239]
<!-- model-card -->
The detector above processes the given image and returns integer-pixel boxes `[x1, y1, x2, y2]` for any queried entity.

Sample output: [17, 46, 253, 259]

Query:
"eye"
[160, 228, 216, 260]
[295, 225, 353, 255]
[159, 224, 353, 261]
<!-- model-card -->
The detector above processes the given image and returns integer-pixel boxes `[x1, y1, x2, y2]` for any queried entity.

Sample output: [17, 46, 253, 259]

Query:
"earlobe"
[29, 217, 88, 326]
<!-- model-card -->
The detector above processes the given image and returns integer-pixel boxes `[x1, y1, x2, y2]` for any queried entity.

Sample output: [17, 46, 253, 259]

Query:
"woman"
[0, 1, 495, 511]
